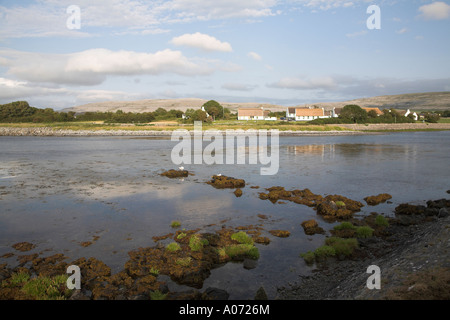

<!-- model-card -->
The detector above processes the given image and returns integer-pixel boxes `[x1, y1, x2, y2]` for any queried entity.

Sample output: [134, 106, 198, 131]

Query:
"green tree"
[202, 100, 224, 120]
[192, 109, 207, 122]
[424, 112, 440, 123]
[367, 110, 378, 118]
[339, 105, 368, 123]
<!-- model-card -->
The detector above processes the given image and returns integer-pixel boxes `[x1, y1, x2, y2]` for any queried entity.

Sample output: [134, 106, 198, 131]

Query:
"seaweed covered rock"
[316, 195, 364, 222]
[12, 242, 35, 252]
[301, 219, 325, 235]
[269, 230, 290, 238]
[258, 187, 363, 221]
[207, 175, 245, 189]
[161, 169, 189, 178]
[395, 203, 426, 216]
[364, 193, 392, 206]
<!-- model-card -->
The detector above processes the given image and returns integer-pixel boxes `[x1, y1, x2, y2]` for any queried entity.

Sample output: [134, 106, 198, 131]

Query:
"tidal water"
[0, 131, 449, 299]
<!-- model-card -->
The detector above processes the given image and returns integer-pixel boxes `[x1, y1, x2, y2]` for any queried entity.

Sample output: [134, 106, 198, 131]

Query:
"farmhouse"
[294, 107, 328, 121]
[237, 107, 276, 121]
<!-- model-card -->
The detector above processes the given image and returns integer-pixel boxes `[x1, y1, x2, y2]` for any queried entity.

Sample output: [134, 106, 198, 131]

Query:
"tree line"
[0, 100, 238, 124]
[308, 104, 443, 124]
[0, 100, 446, 124]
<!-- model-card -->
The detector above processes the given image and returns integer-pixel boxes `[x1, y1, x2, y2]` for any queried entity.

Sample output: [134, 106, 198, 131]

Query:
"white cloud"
[396, 28, 408, 34]
[163, 0, 278, 21]
[418, 1, 450, 20]
[222, 83, 258, 91]
[267, 74, 450, 99]
[268, 76, 337, 90]
[0, 48, 213, 86]
[248, 52, 263, 61]
[293, 0, 366, 11]
[0, 78, 66, 100]
[170, 32, 233, 52]
[0, 0, 282, 39]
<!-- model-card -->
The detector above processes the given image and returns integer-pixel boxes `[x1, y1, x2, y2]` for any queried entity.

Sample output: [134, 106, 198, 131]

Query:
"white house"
[286, 107, 296, 120]
[295, 107, 328, 121]
[404, 109, 418, 121]
[238, 107, 276, 121]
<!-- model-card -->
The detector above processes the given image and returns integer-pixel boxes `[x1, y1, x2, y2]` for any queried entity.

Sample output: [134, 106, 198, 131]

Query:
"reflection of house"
[237, 107, 276, 121]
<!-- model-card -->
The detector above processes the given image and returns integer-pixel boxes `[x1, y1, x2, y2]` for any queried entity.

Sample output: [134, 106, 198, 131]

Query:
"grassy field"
[0, 120, 350, 132]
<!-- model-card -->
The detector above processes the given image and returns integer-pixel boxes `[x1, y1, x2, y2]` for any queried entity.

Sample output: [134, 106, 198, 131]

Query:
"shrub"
[166, 242, 181, 252]
[231, 231, 253, 245]
[225, 244, 260, 260]
[170, 221, 181, 228]
[325, 237, 358, 257]
[21, 274, 70, 300]
[189, 234, 208, 252]
[149, 267, 159, 276]
[177, 232, 187, 240]
[313, 245, 336, 259]
[150, 290, 167, 300]
[7, 272, 30, 287]
[176, 257, 192, 267]
[356, 226, 374, 238]
[375, 215, 389, 227]
[335, 201, 346, 207]
[300, 251, 316, 265]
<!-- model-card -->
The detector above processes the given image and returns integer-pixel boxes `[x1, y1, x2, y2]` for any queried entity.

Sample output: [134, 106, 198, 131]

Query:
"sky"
[0, 0, 449, 110]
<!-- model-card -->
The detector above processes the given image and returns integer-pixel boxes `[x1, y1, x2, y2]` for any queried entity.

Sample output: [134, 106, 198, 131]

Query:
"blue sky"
[0, 0, 449, 110]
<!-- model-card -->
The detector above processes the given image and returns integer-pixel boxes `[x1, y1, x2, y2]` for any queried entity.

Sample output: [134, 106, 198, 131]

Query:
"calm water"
[0, 131, 449, 299]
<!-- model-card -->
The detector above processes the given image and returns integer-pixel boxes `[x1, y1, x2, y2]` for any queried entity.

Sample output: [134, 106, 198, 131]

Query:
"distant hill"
[63, 92, 450, 114]
[63, 98, 286, 114]
[305, 92, 450, 111]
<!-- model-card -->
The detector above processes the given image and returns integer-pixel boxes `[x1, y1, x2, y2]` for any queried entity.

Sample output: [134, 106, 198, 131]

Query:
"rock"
[161, 169, 189, 178]
[69, 290, 91, 300]
[234, 188, 243, 197]
[207, 175, 245, 189]
[438, 208, 449, 218]
[159, 283, 169, 294]
[395, 203, 426, 216]
[11, 242, 35, 252]
[243, 258, 257, 270]
[364, 193, 392, 206]
[301, 219, 325, 235]
[425, 208, 439, 216]
[204, 287, 229, 300]
[129, 294, 148, 300]
[269, 230, 290, 238]
[254, 286, 268, 300]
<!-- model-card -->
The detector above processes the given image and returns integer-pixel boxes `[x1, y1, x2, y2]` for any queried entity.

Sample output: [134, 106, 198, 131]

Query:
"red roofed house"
[238, 107, 275, 121]
[295, 107, 327, 121]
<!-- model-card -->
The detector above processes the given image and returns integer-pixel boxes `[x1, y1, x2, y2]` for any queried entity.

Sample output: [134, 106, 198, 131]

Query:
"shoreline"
[278, 199, 450, 300]
[0, 127, 374, 137]
[1, 196, 449, 300]
[0, 123, 449, 137]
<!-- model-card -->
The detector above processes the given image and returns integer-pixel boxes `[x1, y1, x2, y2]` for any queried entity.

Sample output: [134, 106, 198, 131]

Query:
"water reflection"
[0, 132, 449, 299]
